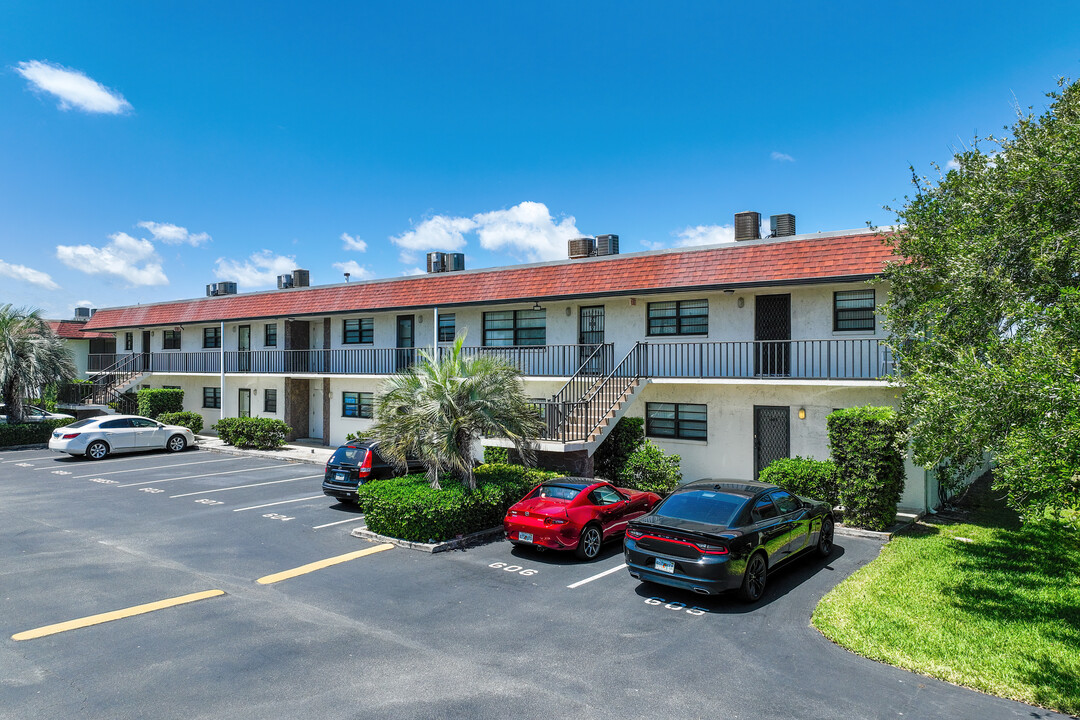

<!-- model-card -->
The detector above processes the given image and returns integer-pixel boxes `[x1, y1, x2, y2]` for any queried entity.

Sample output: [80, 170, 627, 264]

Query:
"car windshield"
[329, 446, 368, 465]
[653, 490, 747, 527]
[65, 418, 98, 429]
[526, 484, 582, 501]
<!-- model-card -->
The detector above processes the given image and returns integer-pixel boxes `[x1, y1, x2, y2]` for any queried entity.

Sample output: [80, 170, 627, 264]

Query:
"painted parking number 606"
[645, 597, 707, 616]
[489, 562, 537, 576]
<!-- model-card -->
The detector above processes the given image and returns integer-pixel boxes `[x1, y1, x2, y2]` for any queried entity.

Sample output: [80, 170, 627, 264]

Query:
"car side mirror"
[158, 423, 165, 429]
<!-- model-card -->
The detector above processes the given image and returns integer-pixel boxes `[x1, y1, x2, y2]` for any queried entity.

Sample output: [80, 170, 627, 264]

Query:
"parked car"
[322, 441, 426, 502]
[48, 415, 195, 459]
[624, 479, 834, 602]
[0, 404, 74, 424]
[504, 478, 660, 560]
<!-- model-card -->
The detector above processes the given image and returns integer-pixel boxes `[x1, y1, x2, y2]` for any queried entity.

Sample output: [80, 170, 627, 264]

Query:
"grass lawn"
[813, 478, 1080, 715]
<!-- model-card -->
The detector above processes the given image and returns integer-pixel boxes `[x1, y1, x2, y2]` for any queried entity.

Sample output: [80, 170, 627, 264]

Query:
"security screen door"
[754, 405, 790, 479]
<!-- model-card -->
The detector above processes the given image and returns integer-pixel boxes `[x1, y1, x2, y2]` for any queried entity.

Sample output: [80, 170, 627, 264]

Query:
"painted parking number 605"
[489, 561, 537, 576]
[645, 597, 707, 616]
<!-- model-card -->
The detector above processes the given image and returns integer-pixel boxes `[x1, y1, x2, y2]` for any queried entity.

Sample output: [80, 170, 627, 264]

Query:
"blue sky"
[2, 1, 1078, 317]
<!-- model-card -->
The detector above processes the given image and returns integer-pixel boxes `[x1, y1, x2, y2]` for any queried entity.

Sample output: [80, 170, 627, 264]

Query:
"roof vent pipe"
[734, 212, 761, 241]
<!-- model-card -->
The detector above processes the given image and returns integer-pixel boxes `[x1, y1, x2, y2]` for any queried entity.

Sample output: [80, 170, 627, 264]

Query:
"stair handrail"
[550, 343, 613, 406]
[552, 342, 645, 443]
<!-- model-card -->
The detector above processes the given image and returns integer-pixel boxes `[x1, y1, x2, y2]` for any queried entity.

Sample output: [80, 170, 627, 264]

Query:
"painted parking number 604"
[645, 597, 707, 616]
[489, 562, 537, 576]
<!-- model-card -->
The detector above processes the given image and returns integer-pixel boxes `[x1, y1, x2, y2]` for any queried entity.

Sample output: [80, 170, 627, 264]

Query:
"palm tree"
[370, 335, 543, 489]
[0, 305, 76, 424]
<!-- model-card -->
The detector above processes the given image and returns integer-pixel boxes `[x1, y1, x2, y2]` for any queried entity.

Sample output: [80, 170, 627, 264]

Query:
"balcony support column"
[219, 320, 225, 421]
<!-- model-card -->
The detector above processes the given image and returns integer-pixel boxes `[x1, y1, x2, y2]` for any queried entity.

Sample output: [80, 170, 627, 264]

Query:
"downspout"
[219, 320, 225, 421]
[432, 306, 439, 353]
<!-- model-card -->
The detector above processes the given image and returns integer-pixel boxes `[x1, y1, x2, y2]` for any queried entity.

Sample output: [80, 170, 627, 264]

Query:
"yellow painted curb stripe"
[256, 543, 394, 585]
[12, 589, 225, 641]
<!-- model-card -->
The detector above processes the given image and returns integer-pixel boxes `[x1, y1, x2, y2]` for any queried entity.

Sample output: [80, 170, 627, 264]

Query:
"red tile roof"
[83, 231, 895, 331]
[49, 320, 115, 339]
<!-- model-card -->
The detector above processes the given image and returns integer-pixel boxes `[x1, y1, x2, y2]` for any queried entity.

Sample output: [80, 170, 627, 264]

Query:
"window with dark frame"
[163, 330, 181, 350]
[343, 318, 374, 344]
[202, 386, 221, 409]
[124, 332, 133, 351]
[264, 323, 277, 347]
[482, 309, 546, 346]
[833, 289, 876, 331]
[342, 391, 373, 418]
[647, 299, 708, 336]
[645, 402, 708, 440]
[264, 388, 277, 413]
[438, 313, 456, 342]
[203, 326, 221, 348]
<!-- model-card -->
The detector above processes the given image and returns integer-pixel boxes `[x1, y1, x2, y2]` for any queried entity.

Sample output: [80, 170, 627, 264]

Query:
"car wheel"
[816, 516, 835, 558]
[85, 441, 109, 461]
[739, 552, 768, 603]
[166, 435, 187, 453]
[575, 524, 603, 561]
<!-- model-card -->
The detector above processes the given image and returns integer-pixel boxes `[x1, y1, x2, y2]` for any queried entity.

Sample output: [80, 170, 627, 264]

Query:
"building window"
[264, 323, 277, 347]
[342, 391, 373, 418]
[264, 388, 277, 413]
[647, 299, 708, 336]
[343, 318, 374, 344]
[163, 330, 182, 350]
[438, 313, 456, 342]
[124, 332, 133, 351]
[162, 385, 181, 390]
[203, 327, 221, 348]
[202, 387, 221, 409]
[483, 309, 546, 346]
[834, 289, 875, 331]
[646, 402, 708, 440]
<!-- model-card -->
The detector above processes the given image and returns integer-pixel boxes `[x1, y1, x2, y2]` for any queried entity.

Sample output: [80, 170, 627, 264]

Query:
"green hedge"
[593, 416, 645, 481]
[759, 456, 840, 507]
[157, 411, 204, 435]
[0, 418, 71, 447]
[212, 417, 290, 449]
[355, 463, 561, 543]
[827, 406, 907, 530]
[616, 440, 681, 494]
[137, 389, 184, 419]
[482, 446, 510, 464]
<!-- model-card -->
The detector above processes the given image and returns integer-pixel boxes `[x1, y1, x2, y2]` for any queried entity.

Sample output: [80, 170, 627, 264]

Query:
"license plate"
[518, 532, 533, 543]
[334, 472, 346, 482]
[655, 558, 675, 574]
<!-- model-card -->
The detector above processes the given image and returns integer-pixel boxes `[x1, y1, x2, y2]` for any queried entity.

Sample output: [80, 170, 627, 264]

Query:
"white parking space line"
[170, 475, 322, 498]
[233, 496, 325, 512]
[114, 465, 285, 488]
[1, 455, 58, 463]
[567, 563, 627, 589]
[312, 517, 365, 529]
[72, 457, 237, 478]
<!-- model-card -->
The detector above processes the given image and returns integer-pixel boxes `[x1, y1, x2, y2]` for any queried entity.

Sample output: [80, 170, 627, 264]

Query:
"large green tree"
[0, 305, 76, 423]
[369, 336, 543, 489]
[883, 78, 1080, 522]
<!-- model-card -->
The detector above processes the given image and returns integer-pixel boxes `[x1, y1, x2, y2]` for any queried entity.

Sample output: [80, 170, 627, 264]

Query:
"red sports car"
[504, 478, 661, 560]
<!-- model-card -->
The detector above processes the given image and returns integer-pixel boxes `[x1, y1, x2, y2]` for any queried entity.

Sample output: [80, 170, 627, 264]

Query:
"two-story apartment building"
[75, 226, 939, 511]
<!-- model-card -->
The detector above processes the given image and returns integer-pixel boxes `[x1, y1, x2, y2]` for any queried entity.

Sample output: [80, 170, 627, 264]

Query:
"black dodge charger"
[624, 479, 834, 602]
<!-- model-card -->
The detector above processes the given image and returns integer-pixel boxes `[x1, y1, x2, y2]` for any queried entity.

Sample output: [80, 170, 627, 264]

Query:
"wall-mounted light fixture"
[565, 307, 572, 317]
[532, 301, 543, 312]
[723, 289, 735, 295]
[737, 297, 745, 308]
[798, 407, 806, 420]
[252, 388, 258, 395]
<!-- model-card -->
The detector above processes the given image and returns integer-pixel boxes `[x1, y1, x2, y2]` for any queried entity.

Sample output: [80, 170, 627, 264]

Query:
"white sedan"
[0, 405, 74, 424]
[48, 415, 196, 460]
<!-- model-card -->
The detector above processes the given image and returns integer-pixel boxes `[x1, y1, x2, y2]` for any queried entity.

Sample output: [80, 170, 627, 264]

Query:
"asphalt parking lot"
[0, 446, 1068, 720]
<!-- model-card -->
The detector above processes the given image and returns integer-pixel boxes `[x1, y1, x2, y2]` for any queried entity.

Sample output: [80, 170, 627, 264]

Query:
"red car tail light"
[634, 532, 729, 556]
[543, 517, 567, 525]
[357, 449, 373, 477]
[626, 528, 643, 538]
[698, 543, 729, 556]
[62, 433, 81, 439]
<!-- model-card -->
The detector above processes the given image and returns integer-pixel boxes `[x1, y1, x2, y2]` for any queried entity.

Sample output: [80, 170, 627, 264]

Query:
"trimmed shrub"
[213, 417, 290, 449]
[827, 406, 907, 530]
[355, 463, 561, 542]
[137, 389, 184, 419]
[593, 416, 644, 481]
[0, 418, 71, 447]
[616, 440, 681, 495]
[157, 411, 204, 435]
[759, 456, 840, 507]
[483, 446, 510, 464]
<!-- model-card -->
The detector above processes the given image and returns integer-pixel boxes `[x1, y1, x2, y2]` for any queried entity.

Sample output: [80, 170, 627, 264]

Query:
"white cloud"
[0, 259, 60, 290]
[75, 300, 94, 308]
[15, 60, 131, 114]
[771, 151, 795, 162]
[55, 232, 167, 286]
[332, 260, 375, 281]
[340, 232, 368, 252]
[137, 221, 211, 247]
[402, 267, 427, 277]
[214, 250, 296, 288]
[674, 224, 737, 247]
[391, 215, 475, 263]
[946, 158, 961, 170]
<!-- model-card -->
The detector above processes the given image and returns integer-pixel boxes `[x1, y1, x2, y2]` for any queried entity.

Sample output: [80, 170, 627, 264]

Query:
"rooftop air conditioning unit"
[594, 234, 619, 256]
[291, 269, 310, 287]
[427, 252, 446, 273]
[770, 213, 796, 238]
[734, 211, 761, 241]
[73, 307, 95, 321]
[206, 281, 238, 297]
[445, 253, 465, 272]
[568, 237, 595, 259]
[277, 274, 294, 289]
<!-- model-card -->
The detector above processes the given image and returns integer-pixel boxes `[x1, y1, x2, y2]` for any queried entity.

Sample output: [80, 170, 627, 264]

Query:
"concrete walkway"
[194, 435, 334, 466]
